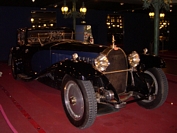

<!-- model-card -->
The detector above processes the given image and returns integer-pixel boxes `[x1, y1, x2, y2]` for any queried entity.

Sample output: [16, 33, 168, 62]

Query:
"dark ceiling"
[0, 0, 176, 13]
[0, 0, 147, 11]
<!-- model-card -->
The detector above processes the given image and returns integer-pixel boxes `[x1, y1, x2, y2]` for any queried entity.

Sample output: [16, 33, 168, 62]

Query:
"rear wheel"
[136, 68, 168, 109]
[61, 75, 97, 129]
[11, 57, 18, 79]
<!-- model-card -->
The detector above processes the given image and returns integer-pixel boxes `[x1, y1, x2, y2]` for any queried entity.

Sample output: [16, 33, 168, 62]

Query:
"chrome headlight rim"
[128, 51, 140, 67]
[94, 54, 110, 72]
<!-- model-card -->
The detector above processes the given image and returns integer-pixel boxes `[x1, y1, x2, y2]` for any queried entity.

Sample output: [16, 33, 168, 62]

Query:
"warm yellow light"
[50, 24, 54, 27]
[160, 13, 165, 18]
[149, 12, 154, 18]
[31, 18, 34, 22]
[149, 12, 165, 19]
[80, 2, 87, 15]
[163, 22, 166, 25]
[80, 7, 87, 14]
[61, 6, 68, 14]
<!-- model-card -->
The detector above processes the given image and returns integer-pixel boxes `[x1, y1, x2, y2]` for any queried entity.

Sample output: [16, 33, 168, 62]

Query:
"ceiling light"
[120, 3, 124, 5]
[31, 18, 34, 22]
[54, 5, 58, 8]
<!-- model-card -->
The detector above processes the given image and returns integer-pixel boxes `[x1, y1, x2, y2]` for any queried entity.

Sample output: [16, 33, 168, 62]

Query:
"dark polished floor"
[0, 50, 177, 133]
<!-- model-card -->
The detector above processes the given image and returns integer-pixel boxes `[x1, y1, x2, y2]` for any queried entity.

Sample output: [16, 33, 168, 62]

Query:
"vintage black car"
[10, 27, 168, 129]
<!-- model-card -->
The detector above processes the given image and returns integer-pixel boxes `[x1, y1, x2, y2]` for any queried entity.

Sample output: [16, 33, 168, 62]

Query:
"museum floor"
[0, 50, 177, 133]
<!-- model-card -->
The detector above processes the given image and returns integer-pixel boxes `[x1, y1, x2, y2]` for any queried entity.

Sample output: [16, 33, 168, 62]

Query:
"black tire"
[61, 75, 97, 129]
[136, 68, 168, 109]
[11, 57, 18, 79]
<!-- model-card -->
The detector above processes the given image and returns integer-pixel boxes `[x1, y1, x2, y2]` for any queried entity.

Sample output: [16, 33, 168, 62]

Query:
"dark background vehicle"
[10, 27, 168, 129]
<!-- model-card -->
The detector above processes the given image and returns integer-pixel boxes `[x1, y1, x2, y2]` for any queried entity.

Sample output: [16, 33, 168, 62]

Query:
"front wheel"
[61, 75, 97, 129]
[136, 68, 168, 109]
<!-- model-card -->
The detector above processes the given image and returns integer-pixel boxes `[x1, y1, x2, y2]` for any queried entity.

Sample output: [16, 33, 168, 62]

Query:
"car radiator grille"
[105, 48, 128, 94]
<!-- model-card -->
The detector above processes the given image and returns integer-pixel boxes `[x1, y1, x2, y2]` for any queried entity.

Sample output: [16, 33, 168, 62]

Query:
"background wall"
[0, 6, 176, 61]
[168, 13, 177, 50]
[123, 12, 154, 53]
[0, 7, 31, 61]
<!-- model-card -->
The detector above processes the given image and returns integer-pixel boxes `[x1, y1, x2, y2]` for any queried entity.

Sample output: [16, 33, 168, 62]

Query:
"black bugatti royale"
[10, 27, 168, 129]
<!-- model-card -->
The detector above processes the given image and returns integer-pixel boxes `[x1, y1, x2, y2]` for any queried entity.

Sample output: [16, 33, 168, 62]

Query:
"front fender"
[57, 60, 120, 99]
[138, 54, 166, 71]
[56, 60, 102, 80]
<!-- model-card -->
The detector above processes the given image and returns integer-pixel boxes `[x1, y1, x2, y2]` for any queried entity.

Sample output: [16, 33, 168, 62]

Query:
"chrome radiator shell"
[103, 47, 128, 94]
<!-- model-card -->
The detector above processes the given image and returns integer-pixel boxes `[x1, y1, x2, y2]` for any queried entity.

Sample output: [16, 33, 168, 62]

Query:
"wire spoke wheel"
[61, 75, 97, 129]
[64, 80, 84, 121]
[136, 68, 168, 109]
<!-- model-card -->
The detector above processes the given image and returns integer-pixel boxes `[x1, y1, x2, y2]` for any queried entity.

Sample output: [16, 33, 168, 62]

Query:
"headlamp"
[94, 54, 110, 72]
[128, 51, 140, 67]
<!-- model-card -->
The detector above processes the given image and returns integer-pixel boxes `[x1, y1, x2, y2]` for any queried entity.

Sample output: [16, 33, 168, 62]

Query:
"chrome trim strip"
[103, 68, 132, 75]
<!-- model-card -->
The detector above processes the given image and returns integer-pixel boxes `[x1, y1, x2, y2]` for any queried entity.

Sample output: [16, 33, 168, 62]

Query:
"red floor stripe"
[0, 85, 46, 133]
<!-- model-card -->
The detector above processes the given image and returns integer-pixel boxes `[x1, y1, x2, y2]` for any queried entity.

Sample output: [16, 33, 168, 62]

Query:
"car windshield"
[27, 29, 74, 46]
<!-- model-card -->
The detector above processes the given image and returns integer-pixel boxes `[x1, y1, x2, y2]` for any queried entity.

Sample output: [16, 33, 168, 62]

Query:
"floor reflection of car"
[10, 27, 168, 129]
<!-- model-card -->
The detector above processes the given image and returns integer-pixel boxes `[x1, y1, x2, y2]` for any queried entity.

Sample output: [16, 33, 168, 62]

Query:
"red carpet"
[0, 62, 177, 133]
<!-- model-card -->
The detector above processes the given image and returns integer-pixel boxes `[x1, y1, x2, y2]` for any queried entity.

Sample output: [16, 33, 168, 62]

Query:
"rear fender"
[10, 47, 24, 72]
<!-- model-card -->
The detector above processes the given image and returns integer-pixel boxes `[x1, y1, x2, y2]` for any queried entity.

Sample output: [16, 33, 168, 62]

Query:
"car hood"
[50, 41, 108, 53]
[31, 41, 109, 73]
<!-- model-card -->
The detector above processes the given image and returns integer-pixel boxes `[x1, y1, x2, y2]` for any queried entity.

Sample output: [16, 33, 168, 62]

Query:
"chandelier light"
[61, 0, 68, 15]
[80, 2, 87, 15]
[149, 12, 154, 18]
[143, 0, 171, 55]
[148, 12, 165, 19]
[61, 0, 87, 18]
[160, 12, 165, 18]
[61, 0, 87, 34]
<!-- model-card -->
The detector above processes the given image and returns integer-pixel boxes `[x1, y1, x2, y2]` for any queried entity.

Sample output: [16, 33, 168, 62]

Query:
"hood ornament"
[111, 35, 119, 50]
